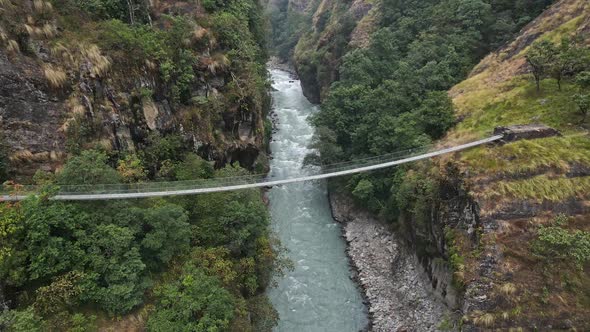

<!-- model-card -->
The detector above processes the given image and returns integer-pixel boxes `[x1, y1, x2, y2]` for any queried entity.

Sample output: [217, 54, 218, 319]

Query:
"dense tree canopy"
[306, 0, 555, 218]
[0, 150, 283, 331]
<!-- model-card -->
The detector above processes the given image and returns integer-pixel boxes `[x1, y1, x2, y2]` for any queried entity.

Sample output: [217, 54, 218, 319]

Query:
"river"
[266, 68, 368, 331]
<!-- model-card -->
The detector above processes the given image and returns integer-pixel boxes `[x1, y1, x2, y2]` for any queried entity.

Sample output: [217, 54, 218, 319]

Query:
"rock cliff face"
[268, 0, 376, 102]
[0, 0, 269, 182]
[293, 0, 376, 103]
[440, 1, 590, 329]
[0, 51, 66, 179]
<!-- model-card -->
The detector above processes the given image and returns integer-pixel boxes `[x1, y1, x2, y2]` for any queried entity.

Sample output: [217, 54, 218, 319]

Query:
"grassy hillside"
[435, 0, 590, 328]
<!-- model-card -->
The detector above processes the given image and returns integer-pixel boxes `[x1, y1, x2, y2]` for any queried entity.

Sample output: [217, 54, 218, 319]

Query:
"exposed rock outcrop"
[0, 50, 66, 179]
[290, 0, 376, 103]
[0, 1, 271, 181]
[330, 192, 451, 332]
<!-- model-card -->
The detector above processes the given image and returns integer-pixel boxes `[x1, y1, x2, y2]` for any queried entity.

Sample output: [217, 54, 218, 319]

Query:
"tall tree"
[526, 40, 557, 92]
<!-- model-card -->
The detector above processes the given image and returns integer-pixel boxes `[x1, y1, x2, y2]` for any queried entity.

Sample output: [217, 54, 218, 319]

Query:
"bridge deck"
[1, 135, 502, 201]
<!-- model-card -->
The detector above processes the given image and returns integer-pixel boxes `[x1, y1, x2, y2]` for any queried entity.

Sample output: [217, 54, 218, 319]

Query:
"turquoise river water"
[266, 68, 368, 331]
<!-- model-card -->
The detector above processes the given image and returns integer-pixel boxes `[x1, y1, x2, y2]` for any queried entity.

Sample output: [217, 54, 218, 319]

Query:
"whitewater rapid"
[266, 68, 368, 331]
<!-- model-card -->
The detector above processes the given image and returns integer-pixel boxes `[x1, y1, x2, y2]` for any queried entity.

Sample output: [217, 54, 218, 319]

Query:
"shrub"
[0, 307, 46, 332]
[531, 215, 590, 269]
[73, 0, 128, 21]
[57, 150, 120, 185]
[173, 154, 214, 181]
[147, 267, 235, 331]
[117, 154, 148, 183]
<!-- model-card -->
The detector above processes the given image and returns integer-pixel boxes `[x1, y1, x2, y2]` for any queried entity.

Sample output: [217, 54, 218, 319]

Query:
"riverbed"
[266, 68, 368, 331]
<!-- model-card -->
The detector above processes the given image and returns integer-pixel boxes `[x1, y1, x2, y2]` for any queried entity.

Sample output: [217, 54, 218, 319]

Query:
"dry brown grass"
[43, 64, 67, 88]
[472, 311, 496, 327]
[59, 118, 75, 133]
[192, 26, 208, 41]
[10, 150, 57, 163]
[144, 59, 157, 71]
[97, 138, 114, 151]
[66, 96, 86, 115]
[80, 44, 111, 77]
[6, 39, 19, 54]
[499, 282, 518, 296]
[33, 0, 52, 14]
[60, 97, 87, 133]
[41, 23, 56, 38]
[50, 43, 74, 64]
[24, 22, 56, 38]
[9, 150, 34, 163]
[0, 27, 7, 43]
[206, 53, 229, 75]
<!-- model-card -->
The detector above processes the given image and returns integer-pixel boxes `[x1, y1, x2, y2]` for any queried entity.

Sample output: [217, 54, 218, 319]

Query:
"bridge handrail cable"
[1, 135, 502, 201]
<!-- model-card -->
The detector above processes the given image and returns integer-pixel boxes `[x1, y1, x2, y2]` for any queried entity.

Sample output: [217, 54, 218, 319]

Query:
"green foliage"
[577, 71, 590, 89]
[549, 38, 588, 90]
[305, 0, 558, 220]
[532, 215, 590, 269]
[140, 133, 186, 176]
[415, 92, 455, 139]
[68, 313, 97, 332]
[33, 271, 85, 316]
[444, 227, 466, 289]
[575, 70, 590, 122]
[117, 154, 148, 183]
[352, 179, 374, 201]
[525, 38, 590, 125]
[129, 203, 191, 268]
[190, 166, 270, 257]
[248, 295, 279, 332]
[0, 196, 190, 315]
[266, 0, 308, 59]
[98, 19, 166, 65]
[526, 40, 559, 92]
[57, 150, 120, 185]
[71, 0, 151, 24]
[395, 168, 437, 224]
[147, 267, 235, 331]
[0, 307, 45, 332]
[73, 0, 128, 21]
[1, 0, 274, 329]
[0, 160, 280, 329]
[99, 17, 197, 104]
[174, 153, 214, 181]
[304, 127, 344, 166]
[573, 93, 590, 122]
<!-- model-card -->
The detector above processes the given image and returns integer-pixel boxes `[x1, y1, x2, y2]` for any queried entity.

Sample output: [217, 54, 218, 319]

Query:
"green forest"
[0, 0, 285, 331]
[1, 152, 286, 331]
[298, 0, 589, 219]
[1, 0, 590, 330]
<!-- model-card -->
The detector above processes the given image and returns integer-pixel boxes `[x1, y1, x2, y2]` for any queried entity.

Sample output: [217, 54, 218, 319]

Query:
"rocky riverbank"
[268, 57, 298, 77]
[329, 192, 450, 332]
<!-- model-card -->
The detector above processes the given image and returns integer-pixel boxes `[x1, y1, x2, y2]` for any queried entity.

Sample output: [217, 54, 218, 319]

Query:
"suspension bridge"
[0, 135, 503, 201]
